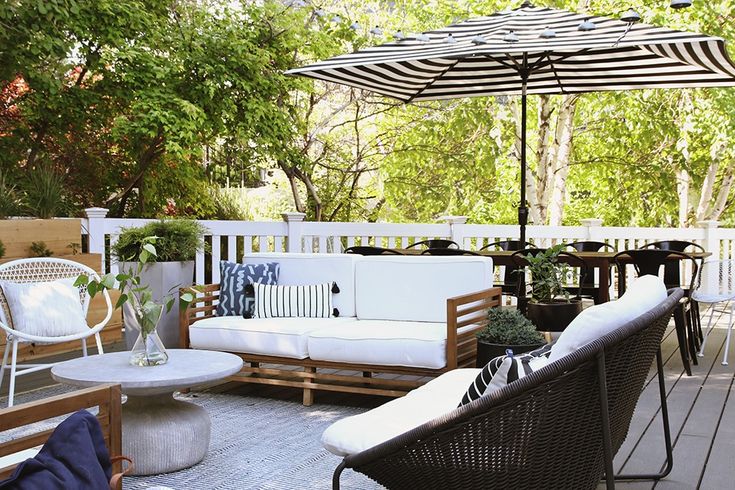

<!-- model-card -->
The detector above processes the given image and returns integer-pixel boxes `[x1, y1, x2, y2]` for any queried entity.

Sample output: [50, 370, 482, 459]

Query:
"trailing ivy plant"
[476, 308, 544, 345]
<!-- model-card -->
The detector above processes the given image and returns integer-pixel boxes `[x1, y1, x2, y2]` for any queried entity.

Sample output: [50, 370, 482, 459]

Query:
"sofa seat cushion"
[322, 368, 480, 456]
[308, 320, 473, 369]
[189, 316, 357, 359]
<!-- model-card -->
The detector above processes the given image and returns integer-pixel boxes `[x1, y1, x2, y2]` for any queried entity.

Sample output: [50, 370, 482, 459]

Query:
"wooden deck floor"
[611, 304, 735, 490]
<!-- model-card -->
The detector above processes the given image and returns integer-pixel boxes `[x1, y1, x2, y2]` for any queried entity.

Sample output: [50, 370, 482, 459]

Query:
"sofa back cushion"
[355, 256, 493, 323]
[243, 253, 358, 317]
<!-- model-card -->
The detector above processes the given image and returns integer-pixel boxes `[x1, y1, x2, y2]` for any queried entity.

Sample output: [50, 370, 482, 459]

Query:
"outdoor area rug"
[0, 386, 384, 490]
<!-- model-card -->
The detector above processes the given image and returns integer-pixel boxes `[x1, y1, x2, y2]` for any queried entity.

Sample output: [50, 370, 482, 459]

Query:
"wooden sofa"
[0, 384, 123, 487]
[180, 253, 501, 405]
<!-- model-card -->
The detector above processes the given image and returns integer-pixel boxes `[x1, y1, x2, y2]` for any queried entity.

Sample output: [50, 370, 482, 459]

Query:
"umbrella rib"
[405, 59, 461, 103]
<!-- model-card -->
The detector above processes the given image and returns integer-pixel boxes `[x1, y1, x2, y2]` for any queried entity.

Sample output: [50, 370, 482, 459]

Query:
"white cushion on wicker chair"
[321, 368, 480, 456]
[548, 275, 667, 362]
[0, 278, 89, 337]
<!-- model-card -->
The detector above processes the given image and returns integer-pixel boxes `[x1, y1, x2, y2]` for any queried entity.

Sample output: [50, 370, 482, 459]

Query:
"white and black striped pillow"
[252, 283, 333, 318]
[459, 344, 552, 407]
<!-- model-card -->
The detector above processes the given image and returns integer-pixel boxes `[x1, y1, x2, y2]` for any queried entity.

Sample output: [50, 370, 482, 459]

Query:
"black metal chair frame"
[479, 240, 534, 297]
[641, 241, 705, 343]
[332, 289, 684, 490]
[564, 241, 616, 304]
[614, 249, 699, 376]
[343, 246, 404, 256]
[405, 239, 459, 250]
[420, 248, 481, 256]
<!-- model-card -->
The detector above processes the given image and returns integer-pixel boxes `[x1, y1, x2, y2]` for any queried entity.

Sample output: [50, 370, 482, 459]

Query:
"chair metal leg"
[673, 304, 692, 376]
[82, 339, 88, 357]
[722, 303, 734, 366]
[698, 304, 718, 357]
[613, 349, 674, 481]
[8, 340, 18, 408]
[95, 333, 104, 354]
[0, 340, 10, 393]
[332, 461, 346, 490]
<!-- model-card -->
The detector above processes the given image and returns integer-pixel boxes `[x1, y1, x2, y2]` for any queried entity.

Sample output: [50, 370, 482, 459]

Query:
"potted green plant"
[112, 219, 206, 348]
[522, 244, 583, 332]
[475, 308, 546, 366]
[77, 237, 197, 366]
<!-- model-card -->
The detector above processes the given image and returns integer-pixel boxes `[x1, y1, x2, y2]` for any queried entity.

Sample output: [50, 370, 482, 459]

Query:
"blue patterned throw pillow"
[216, 261, 279, 318]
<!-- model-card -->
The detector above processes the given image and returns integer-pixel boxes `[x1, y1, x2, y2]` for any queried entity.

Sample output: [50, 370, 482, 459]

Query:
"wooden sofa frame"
[180, 285, 502, 405]
[0, 384, 123, 486]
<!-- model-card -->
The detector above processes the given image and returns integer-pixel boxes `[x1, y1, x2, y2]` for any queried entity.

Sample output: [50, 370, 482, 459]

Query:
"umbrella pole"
[519, 79, 528, 245]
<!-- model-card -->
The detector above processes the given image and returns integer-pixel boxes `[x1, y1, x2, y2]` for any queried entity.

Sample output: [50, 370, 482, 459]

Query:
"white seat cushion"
[355, 256, 493, 323]
[322, 368, 480, 456]
[548, 275, 668, 363]
[243, 253, 358, 317]
[189, 316, 357, 359]
[308, 320, 474, 369]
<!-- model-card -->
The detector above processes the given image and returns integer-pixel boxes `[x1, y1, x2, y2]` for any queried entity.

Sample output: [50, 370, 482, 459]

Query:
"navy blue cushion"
[216, 261, 280, 318]
[0, 410, 112, 490]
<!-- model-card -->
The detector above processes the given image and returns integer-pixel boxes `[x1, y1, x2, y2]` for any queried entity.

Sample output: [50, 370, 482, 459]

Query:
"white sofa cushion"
[308, 320, 475, 369]
[355, 256, 493, 323]
[244, 253, 358, 317]
[322, 368, 480, 456]
[189, 316, 356, 359]
[548, 275, 668, 363]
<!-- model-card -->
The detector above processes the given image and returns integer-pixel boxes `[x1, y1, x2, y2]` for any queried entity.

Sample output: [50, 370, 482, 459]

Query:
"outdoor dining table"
[398, 249, 711, 303]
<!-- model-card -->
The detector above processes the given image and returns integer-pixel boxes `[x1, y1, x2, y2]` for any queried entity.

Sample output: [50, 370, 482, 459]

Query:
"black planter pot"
[525, 299, 583, 333]
[476, 341, 546, 367]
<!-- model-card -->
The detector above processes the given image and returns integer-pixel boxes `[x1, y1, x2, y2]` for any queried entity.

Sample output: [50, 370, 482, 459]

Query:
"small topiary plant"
[111, 219, 207, 263]
[476, 308, 545, 345]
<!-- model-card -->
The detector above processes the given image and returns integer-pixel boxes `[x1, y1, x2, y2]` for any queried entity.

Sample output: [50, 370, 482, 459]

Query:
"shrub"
[476, 308, 545, 345]
[111, 219, 207, 262]
[24, 164, 69, 219]
[0, 171, 25, 219]
[0, 239, 5, 259]
[29, 241, 53, 257]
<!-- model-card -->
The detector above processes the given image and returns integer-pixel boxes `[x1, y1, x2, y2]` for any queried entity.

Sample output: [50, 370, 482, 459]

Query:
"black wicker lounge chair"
[332, 288, 683, 490]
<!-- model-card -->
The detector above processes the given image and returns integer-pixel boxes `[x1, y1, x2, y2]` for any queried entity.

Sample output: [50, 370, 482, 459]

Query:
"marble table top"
[51, 349, 243, 396]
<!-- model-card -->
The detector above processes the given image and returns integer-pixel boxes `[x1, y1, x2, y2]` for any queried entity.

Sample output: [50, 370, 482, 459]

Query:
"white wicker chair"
[694, 259, 735, 366]
[0, 258, 113, 406]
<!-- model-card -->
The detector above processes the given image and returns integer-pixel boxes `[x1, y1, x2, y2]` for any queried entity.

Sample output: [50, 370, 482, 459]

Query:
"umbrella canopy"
[287, 1, 735, 240]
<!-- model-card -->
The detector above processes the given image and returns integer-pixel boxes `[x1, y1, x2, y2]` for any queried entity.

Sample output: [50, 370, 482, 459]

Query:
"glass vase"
[129, 329, 169, 366]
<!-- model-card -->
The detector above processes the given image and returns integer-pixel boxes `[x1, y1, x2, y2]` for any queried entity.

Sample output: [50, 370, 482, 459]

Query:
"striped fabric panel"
[252, 282, 333, 319]
[288, 5, 735, 100]
[459, 344, 552, 407]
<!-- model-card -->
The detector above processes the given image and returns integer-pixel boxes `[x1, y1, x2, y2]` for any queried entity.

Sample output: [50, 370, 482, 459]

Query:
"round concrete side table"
[51, 349, 243, 475]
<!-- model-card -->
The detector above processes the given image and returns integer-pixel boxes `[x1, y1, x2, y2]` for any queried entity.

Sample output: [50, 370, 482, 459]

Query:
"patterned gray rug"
[0, 386, 384, 490]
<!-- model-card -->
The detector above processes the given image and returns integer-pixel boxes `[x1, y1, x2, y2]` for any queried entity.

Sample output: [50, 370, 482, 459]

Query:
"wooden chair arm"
[446, 287, 502, 370]
[179, 284, 220, 348]
[0, 384, 122, 482]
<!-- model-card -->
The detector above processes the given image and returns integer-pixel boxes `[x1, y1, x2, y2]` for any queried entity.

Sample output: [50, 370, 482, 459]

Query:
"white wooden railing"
[82, 208, 727, 290]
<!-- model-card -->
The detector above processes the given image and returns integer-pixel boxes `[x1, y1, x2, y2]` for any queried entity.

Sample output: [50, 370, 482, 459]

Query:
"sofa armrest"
[446, 287, 502, 369]
[0, 384, 123, 482]
[179, 284, 219, 349]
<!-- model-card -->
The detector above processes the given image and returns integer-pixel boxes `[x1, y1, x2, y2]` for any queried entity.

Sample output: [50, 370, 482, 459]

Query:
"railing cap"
[84, 207, 109, 218]
[439, 215, 468, 225]
[281, 212, 306, 222]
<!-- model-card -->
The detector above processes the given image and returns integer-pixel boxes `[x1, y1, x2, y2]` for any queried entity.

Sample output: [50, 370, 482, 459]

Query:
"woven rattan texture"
[0, 259, 94, 330]
[347, 291, 680, 490]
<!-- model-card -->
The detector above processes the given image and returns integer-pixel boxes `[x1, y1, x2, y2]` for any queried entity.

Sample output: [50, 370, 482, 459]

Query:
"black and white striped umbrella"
[287, 1, 735, 239]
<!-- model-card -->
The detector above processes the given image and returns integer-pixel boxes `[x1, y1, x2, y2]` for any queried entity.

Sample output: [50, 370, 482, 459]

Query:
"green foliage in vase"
[523, 245, 571, 304]
[476, 308, 545, 346]
[76, 236, 195, 338]
[111, 219, 206, 263]
[28, 241, 53, 257]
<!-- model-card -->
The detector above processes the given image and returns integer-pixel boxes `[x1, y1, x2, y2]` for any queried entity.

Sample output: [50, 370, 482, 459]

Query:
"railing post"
[441, 216, 468, 248]
[282, 212, 306, 253]
[84, 207, 109, 272]
[581, 218, 604, 241]
[698, 220, 720, 292]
